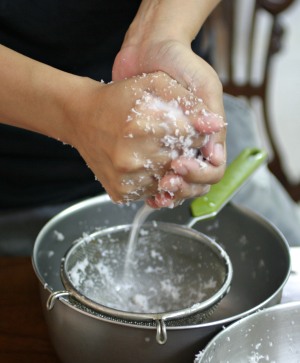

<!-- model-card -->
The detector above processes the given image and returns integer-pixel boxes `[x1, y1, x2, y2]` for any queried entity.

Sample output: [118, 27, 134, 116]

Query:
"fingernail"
[212, 143, 225, 164]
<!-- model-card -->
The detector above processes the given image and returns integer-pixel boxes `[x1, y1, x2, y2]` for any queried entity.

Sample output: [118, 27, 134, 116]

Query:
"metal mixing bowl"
[195, 301, 300, 362]
[32, 195, 290, 363]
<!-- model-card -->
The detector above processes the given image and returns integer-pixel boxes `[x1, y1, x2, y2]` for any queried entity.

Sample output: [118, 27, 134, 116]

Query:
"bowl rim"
[59, 222, 233, 323]
[32, 194, 291, 331]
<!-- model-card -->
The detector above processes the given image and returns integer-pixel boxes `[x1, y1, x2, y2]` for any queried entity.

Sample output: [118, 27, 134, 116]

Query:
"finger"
[129, 90, 221, 157]
[138, 72, 225, 134]
[200, 126, 227, 166]
[146, 191, 186, 209]
[129, 96, 191, 138]
[146, 176, 211, 209]
[146, 192, 175, 209]
[176, 94, 226, 135]
[171, 180, 210, 203]
[113, 149, 175, 204]
[170, 156, 226, 184]
[159, 172, 210, 196]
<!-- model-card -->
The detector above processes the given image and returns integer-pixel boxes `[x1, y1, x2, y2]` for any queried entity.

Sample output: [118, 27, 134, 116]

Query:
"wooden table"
[0, 257, 60, 363]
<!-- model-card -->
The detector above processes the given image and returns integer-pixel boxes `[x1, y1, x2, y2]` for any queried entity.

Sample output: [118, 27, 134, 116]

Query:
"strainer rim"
[60, 222, 233, 323]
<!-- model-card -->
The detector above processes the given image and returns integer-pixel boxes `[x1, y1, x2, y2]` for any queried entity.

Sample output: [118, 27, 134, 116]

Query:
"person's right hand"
[68, 72, 225, 204]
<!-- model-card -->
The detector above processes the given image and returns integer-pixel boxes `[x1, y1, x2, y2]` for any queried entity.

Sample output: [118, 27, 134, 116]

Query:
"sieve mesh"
[60, 222, 232, 327]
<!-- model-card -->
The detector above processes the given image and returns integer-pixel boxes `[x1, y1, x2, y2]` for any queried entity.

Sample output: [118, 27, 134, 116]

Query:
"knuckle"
[112, 153, 142, 174]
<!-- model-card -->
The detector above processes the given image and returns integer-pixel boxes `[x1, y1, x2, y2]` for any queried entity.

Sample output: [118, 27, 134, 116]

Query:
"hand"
[0, 44, 224, 207]
[113, 37, 226, 207]
[69, 72, 224, 204]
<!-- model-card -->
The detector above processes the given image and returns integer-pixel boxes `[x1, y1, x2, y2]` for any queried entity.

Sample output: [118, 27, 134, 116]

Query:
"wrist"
[58, 75, 105, 146]
[123, 0, 220, 49]
[124, 8, 191, 50]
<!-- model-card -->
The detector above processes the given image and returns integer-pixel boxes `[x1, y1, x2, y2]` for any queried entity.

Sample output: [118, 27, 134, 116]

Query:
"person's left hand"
[113, 36, 226, 208]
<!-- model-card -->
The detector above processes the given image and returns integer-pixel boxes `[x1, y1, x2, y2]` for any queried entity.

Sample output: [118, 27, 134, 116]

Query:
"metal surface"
[48, 223, 232, 344]
[195, 301, 300, 362]
[32, 195, 290, 363]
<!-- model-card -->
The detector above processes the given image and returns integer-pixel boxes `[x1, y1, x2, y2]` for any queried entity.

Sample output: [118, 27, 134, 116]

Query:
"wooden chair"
[206, 0, 299, 200]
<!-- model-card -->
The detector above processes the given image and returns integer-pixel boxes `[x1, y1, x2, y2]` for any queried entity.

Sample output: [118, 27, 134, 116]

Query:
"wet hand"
[113, 40, 226, 207]
[70, 72, 225, 204]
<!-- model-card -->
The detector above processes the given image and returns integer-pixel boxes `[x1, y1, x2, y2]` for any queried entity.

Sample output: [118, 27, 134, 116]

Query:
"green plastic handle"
[190, 148, 267, 219]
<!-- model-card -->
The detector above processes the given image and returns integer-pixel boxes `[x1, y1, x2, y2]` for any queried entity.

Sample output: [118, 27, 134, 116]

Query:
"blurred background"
[269, 0, 300, 183]
[206, 0, 300, 202]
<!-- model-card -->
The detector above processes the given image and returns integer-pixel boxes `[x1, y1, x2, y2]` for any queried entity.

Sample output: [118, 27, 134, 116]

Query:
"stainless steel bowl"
[195, 301, 300, 362]
[32, 195, 290, 363]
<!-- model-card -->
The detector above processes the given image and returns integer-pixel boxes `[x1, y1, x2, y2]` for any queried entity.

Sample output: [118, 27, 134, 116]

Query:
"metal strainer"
[48, 222, 232, 344]
[47, 148, 267, 345]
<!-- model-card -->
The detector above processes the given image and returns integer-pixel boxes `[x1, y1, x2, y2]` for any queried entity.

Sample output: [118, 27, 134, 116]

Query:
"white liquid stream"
[124, 203, 154, 273]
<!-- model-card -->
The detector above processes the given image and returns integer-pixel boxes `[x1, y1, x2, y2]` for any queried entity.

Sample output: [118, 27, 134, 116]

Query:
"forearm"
[125, 0, 220, 46]
[0, 45, 94, 144]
